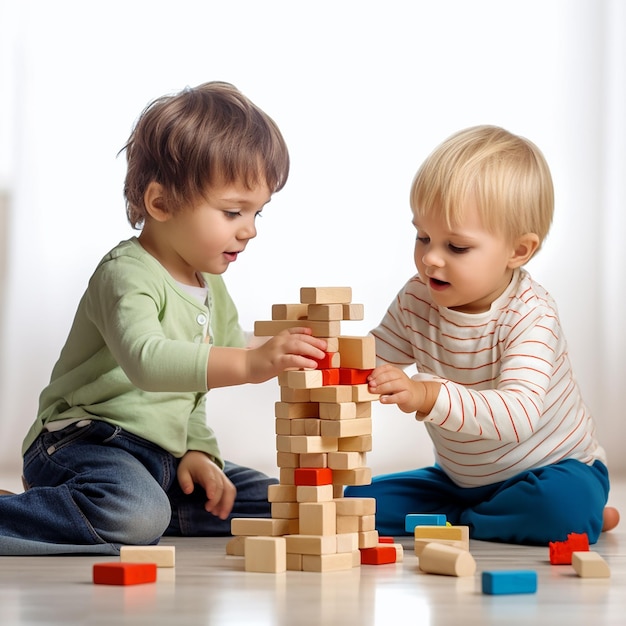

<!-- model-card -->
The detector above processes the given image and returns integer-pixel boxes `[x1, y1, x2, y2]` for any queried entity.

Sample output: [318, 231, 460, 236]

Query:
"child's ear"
[143, 182, 171, 222]
[508, 233, 540, 269]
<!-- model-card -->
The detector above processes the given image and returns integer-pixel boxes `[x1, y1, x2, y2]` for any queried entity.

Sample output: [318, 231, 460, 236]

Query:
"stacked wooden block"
[229, 287, 387, 572]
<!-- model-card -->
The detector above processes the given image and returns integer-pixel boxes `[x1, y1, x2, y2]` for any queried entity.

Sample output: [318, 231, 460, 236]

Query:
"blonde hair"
[121, 81, 289, 229]
[411, 126, 554, 250]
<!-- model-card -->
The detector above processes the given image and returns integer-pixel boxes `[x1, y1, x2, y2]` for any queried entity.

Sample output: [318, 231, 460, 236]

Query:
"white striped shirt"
[372, 268, 606, 487]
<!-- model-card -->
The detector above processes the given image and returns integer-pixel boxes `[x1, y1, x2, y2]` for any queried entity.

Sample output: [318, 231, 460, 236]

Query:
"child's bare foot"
[602, 506, 620, 532]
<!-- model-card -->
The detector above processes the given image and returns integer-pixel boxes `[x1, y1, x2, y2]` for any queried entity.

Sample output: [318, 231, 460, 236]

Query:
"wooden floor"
[0, 476, 624, 626]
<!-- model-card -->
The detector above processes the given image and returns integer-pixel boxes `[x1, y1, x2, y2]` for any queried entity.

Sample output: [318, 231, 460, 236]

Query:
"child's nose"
[422, 248, 444, 268]
[238, 220, 257, 240]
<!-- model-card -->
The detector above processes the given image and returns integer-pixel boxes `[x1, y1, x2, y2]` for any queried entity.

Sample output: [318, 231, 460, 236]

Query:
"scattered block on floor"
[418, 543, 476, 577]
[405, 513, 447, 533]
[482, 570, 538, 595]
[93, 562, 157, 586]
[245, 537, 287, 573]
[572, 551, 610, 578]
[549, 532, 589, 565]
[414, 538, 468, 557]
[225, 536, 246, 557]
[360, 545, 397, 565]
[119, 545, 175, 567]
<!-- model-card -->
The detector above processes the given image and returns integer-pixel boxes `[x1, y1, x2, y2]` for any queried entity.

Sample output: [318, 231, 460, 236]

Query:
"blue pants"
[0, 420, 277, 555]
[344, 460, 610, 545]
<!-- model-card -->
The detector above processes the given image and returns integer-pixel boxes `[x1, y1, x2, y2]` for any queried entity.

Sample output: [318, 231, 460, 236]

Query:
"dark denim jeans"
[0, 420, 277, 555]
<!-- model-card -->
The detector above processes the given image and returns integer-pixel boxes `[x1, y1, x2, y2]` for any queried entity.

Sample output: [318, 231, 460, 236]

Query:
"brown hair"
[121, 81, 289, 228]
[411, 125, 554, 250]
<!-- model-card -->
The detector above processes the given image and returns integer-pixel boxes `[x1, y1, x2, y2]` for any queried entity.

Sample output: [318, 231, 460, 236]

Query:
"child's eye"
[449, 243, 469, 254]
[255, 211, 263, 219]
[416, 236, 430, 244]
[224, 211, 241, 219]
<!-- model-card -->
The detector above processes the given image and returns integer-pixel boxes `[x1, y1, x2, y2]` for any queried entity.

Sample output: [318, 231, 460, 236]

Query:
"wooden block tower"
[229, 287, 383, 572]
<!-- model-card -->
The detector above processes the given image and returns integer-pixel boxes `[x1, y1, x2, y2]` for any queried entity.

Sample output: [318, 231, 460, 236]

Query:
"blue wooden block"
[482, 570, 537, 595]
[404, 513, 447, 533]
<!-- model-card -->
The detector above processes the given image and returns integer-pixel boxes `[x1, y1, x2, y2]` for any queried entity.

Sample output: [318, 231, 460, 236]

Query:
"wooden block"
[342, 303, 364, 320]
[351, 385, 380, 402]
[336, 532, 359, 553]
[298, 451, 327, 466]
[284, 370, 324, 389]
[280, 387, 311, 402]
[482, 570, 538, 595]
[418, 543, 476, 577]
[337, 336, 376, 369]
[572, 551, 610, 578]
[310, 385, 353, 403]
[120, 545, 175, 568]
[285, 534, 337, 555]
[275, 418, 292, 435]
[271, 502, 300, 519]
[359, 530, 379, 549]
[254, 319, 341, 338]
[244, 537, 287, 573]
[279, 467, 295, 484]
[313, 352, 341, 368]
[393, 544, 404, 562]
[225, 536, 246, 556]
[331, 467, 372, 486]
[321, 369, 340, 386]
[321, 418, 372, 439]
[276, 452, 299, 468]
[93, 562, 157, 586]
[296, 484, 335, 503]
[230, 518, 290, 536]
[286, 552, 303, 571]
[360, 545, 397, 565]
[319, 402, 357, 420]
[300, 287, 352, 304]
[549, 532, 589, 564]
[339, 368, 373, 385]
[335, 497, 376, 516]
[405, 513, 447, 533]
[414, 525, 469, 542]
[299, 501, 337, 535]
[336, 516, 359, 534]
[328, 451, 366, 470]
[271, 303, 309, 320]
[290, 419, 321, 437]
[302, 552, 354, 572]
[414, 538, 469, 556]
[338, 435, 372, 452]
[294, 467, 333, 486]
[355, 402, 372, 418]
[275, 401, 319, 419]
[307, 304, 344, 321]
[276, 435, 338, 454]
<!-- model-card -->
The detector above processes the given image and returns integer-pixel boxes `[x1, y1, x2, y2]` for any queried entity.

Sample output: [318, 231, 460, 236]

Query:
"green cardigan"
[22, 237, 245, 466]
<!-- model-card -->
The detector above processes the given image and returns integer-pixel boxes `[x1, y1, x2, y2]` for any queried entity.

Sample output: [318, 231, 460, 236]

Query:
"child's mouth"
[429, 277, 450, 291]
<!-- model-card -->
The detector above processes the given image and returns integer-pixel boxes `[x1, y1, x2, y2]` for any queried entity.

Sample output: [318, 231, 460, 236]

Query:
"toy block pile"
[228, 287, 402, 572]
[92, 545, 175, 585]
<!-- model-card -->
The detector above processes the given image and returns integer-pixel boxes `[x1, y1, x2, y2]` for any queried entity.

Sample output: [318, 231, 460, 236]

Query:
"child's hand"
[245, 327, 327, 384]
[177, 450, 236, 520]
[368, 364, 441, 416]
[368, 364, 421, 412]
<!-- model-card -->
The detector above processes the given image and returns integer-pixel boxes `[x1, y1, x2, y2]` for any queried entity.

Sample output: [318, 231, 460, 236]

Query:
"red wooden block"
[378, 536, 394, 544]
[338, 368, 373, 385]
[360, 545, 397, 565]
[93, 562, 157, 585]
[321, 369, 340, 385]
[314, 352, 339, 369]
[549, 532, 589, 565]
[294, 467, 333, 486]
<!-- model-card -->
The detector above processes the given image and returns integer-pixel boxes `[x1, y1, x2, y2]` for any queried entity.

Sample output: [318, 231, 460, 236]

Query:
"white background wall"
[0, 0, 624, 481]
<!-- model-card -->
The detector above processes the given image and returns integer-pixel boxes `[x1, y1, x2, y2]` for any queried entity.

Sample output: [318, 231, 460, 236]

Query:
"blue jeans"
[0, 421, 277, 555]
[344, 459, 610, 545]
